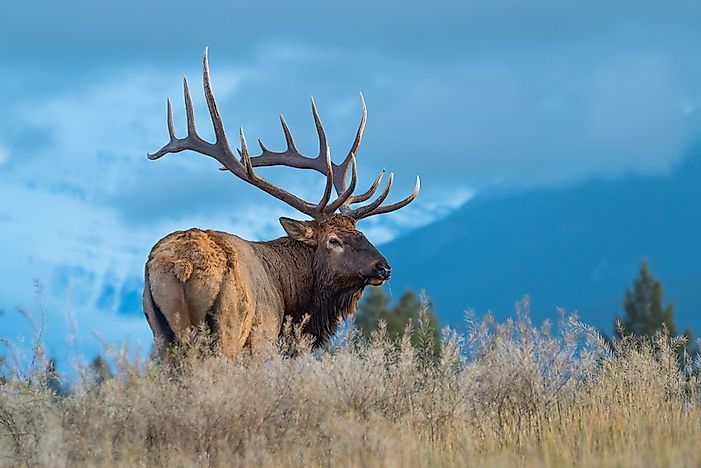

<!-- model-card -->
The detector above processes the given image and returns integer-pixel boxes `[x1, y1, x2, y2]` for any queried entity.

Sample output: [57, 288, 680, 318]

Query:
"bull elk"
[143, 49, 420, 357]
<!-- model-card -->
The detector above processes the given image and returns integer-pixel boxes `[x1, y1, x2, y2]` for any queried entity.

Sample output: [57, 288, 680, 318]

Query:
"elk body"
[143, 50, 419, 357]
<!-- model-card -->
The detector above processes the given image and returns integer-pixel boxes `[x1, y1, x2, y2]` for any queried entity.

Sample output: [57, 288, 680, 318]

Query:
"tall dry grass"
[1, 299, 700, 467]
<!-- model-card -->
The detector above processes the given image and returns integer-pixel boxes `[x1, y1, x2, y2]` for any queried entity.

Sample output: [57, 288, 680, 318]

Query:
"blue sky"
[1, 0, 701, 365]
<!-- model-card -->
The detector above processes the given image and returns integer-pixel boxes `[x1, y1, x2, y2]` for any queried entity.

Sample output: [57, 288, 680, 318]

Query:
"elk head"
[148, 48, 419, 291]
[280, 215, 392, 289]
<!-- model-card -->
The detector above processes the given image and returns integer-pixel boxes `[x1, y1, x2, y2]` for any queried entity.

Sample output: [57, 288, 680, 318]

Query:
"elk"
[143, 50, 419, 357]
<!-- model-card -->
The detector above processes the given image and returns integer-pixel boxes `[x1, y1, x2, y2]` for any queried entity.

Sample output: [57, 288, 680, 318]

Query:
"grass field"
[1, 305, 700, 467]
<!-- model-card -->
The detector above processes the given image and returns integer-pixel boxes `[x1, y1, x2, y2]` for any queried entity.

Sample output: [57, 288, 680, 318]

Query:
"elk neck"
[260, 236, 364, 346]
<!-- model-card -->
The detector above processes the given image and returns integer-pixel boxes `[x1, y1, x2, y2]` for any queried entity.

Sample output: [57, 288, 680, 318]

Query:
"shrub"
[1, 299, 700, 467]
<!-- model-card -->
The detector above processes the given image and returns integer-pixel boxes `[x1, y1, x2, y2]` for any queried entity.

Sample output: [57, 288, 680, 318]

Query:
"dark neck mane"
[300, 286, 363, 346]
[261, 237, 364, 347]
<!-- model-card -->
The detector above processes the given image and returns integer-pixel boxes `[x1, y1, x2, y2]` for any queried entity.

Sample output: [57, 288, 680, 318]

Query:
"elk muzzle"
[366, 259, 391, 286]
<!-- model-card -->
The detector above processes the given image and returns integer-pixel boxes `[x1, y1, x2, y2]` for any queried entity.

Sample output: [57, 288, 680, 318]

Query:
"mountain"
[382, 145, 701, 334]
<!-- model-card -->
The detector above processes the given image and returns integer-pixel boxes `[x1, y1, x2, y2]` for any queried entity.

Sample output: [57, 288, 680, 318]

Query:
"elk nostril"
[374, 262, 391, 277]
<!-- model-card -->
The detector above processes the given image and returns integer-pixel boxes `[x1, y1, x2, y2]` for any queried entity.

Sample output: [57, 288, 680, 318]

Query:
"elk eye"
[328, 237, 342, 248]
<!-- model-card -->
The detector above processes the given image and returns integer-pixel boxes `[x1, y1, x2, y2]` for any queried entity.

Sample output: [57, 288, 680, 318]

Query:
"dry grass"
[1, 301, 700, 467]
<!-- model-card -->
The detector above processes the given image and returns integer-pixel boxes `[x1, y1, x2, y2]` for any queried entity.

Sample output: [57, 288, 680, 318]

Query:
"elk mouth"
[364, 261, 391, 286]
[365, 273, 391, 286]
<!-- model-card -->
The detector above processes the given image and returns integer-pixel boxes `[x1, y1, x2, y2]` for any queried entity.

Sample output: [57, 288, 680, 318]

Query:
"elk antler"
[148, 48, 419, 221]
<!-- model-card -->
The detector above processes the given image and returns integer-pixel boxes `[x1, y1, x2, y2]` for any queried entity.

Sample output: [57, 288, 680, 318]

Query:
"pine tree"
[355, 288, 440, 356]
[615, 259, 698, 358]
[354, 287, 392, 338]
[616, 259, 677, 338]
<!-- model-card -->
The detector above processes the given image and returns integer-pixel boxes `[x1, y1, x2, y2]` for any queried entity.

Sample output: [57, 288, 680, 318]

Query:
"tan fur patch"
[173, 259, 193, 283]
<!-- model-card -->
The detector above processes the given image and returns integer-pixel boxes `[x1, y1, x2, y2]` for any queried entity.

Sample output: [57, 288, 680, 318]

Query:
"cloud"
[6, 23, 699, 197]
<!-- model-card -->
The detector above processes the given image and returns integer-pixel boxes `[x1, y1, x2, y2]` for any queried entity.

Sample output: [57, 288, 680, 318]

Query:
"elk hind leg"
[147, 268, 193, 348]
[143, 270, 178, 357]
[214, 269, 255, 359]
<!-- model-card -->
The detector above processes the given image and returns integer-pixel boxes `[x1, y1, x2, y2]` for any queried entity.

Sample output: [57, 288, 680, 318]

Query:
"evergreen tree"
[355, 288, 441, 356]
[616, 259, 676, 338]
[354, 287, 392, 337]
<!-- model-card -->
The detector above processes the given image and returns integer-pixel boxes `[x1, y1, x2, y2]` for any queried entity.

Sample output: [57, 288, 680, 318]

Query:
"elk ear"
[279, 217, 317, 246]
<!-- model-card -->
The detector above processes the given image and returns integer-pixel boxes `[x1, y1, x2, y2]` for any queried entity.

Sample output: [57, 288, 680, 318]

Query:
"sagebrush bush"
[1, 300, 701, 467]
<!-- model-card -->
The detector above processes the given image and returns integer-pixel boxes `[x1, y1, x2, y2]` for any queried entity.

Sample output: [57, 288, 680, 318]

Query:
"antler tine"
[244, 94, 366, 200]
[346, 173, 394, 219]
[326, 155, 357, 214]
[202, 48, 236, 156]
[166, 98, 176, 140]
[334, 93, 367, 195]
[310, 97, 329, 162]
[239, 97, 360, 216]
[348, 169, 384, 205]
[244, 113, 324, 171]
[352, 176, 421, 220]
[279, 114, 299, 153]
[183, 76, 197, 136]
[239, 128, 320, 217]
[147, 76, 213, 161]
[146, 100, 173, 159]
[148, 49, 243, 176]
[344, 175, 420, 220]
[316, 147, 334, 212]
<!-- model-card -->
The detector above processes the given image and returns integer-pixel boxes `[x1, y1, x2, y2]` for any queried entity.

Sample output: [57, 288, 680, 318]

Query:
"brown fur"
[143, 215, 390, 357]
